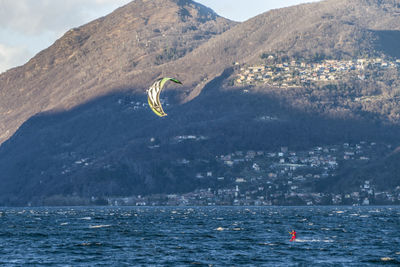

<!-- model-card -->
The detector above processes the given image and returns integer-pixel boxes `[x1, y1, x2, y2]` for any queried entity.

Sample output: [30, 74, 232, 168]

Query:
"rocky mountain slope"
[0, 0, 235, 144]
[2, 0, 400, 144]
[1, 0, 400, 205]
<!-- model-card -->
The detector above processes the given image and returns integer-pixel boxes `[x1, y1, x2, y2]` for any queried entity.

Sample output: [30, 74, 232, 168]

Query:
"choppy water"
[0, 206, 400, 266]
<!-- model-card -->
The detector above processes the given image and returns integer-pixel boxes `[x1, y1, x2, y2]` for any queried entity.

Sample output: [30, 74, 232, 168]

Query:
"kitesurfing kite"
[147, 77, 182, 117]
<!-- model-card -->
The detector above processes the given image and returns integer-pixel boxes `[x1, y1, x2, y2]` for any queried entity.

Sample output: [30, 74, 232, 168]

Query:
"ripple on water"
[0, 206, 399, 266]
[89, 225, 111, 229]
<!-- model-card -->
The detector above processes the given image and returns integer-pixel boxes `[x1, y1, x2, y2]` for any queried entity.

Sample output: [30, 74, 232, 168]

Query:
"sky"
[0, 0, 320, 73]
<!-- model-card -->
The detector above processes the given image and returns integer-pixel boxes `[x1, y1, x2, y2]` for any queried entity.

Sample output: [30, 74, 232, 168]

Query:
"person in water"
[289, 230, 297, 242]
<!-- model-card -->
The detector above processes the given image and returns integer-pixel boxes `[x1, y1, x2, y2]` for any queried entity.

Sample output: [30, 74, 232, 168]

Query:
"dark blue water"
[0, 206, 399, 266]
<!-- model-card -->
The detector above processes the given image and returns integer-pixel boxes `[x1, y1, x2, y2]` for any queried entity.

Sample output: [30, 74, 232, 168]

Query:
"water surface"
[0, 206, 399, 266]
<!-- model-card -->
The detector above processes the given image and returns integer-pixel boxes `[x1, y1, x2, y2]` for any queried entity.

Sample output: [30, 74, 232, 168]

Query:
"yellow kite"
[147, 77, 182, 117]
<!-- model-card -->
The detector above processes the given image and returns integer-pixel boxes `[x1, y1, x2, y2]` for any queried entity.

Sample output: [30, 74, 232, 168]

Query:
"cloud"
[0, 0, 131, 72]
[0, 43, 31, 73]
[0, 0, 131, 35]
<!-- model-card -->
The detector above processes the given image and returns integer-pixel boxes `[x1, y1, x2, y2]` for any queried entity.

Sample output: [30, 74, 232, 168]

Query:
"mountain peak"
[113, 0, 218, 24]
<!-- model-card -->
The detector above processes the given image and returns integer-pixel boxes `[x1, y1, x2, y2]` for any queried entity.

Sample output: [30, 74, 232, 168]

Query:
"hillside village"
[106, 139, 400, 206]
[235, 57, 400, 87]
[47, 56, 400, 207]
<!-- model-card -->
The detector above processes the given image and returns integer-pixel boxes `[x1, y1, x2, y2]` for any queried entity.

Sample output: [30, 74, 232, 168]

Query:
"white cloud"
[0, 0, 131, 35]
[0, 0, 131, 72]
[0, 43, 31, 73]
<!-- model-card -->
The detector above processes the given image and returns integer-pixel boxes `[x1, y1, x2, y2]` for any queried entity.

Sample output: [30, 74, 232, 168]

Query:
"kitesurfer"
[289, 230, 297, 242]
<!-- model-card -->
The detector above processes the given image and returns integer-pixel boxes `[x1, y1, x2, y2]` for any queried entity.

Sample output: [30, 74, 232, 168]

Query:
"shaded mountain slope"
[2, 74, 399, 205]
[317, 146, 400, 194]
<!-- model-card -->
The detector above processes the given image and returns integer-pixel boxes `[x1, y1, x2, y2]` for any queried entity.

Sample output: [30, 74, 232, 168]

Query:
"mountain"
[0, 0, 235, 144]
[3, 0, 400, 144]
[172, 0, 400, 119]
[1, 0, 400, 205]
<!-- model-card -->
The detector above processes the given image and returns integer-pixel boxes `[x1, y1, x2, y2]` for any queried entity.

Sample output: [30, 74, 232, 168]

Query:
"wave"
[89, 224, 111, 229]
[295, 239, 334, 243]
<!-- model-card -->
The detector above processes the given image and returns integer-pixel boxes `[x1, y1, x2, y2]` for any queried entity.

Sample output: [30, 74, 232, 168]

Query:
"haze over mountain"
[0, 0, 400, 205]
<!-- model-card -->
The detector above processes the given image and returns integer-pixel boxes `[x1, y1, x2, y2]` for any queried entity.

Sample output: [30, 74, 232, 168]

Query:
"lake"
[0, 206, 399, 266]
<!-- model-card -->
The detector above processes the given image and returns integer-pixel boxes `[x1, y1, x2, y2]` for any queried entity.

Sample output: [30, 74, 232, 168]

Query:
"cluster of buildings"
[235, 57, 400, 87]
[117, 98, 151, 111]
[107, 141, 400, 206]
[109, 181, 400, 207]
